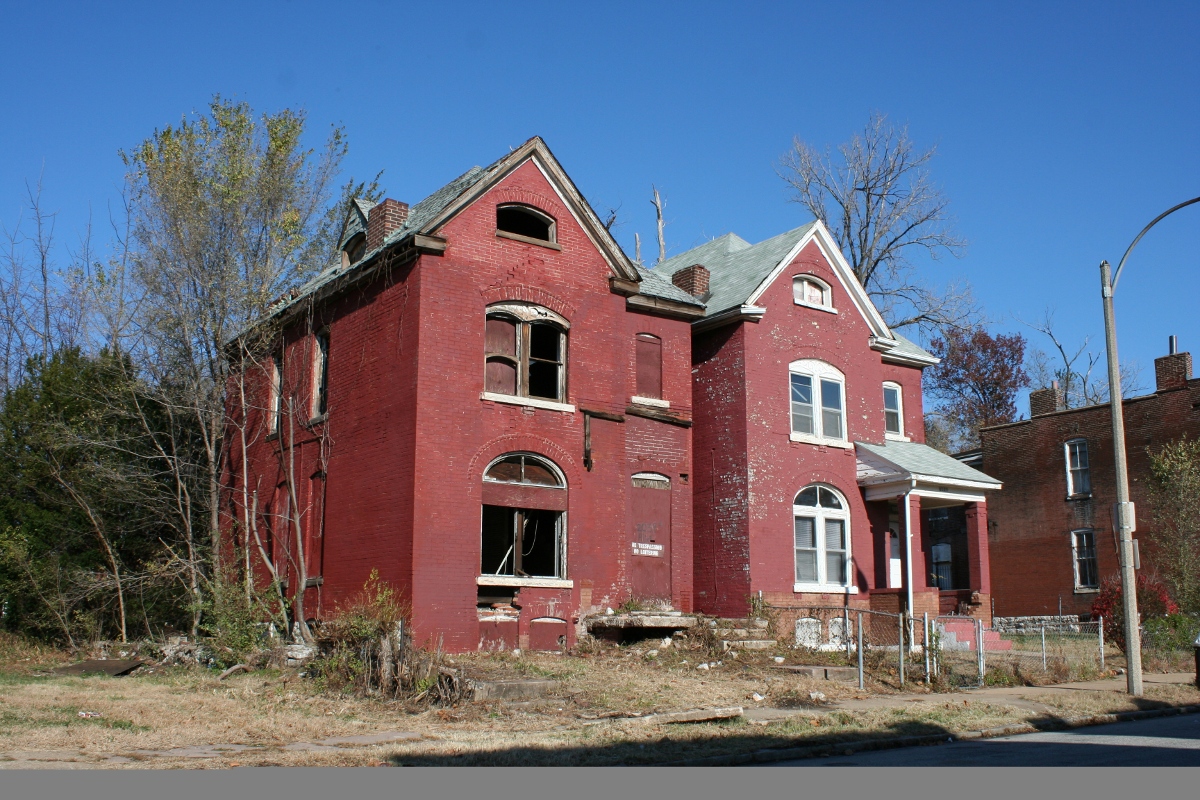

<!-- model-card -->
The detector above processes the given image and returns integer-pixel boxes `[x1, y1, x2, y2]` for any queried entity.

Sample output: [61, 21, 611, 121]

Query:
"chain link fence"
[768, 605, 914, 688]
[931, 615, 1111, 687]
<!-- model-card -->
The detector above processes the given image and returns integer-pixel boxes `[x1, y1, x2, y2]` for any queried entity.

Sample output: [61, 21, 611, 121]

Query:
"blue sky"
[1, 1, 1197, 403]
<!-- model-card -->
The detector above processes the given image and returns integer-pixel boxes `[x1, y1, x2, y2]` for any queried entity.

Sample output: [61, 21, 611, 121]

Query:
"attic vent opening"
[497, 205, 556, 244]
[341, 232, 366, 268]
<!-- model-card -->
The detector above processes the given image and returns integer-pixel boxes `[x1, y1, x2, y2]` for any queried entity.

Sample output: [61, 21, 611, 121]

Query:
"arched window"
[789, 359, 846, 442]
[793, 275, 832, 310]
[484, 303, 568, 402]
[793, 484, 851, 589]
[481, 453, 566, 580]
[497, 204, 556, 245]
[341, 232, 366, 268]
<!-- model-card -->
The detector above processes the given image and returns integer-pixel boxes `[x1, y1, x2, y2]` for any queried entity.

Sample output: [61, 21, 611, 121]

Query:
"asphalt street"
[777, 712, 1200, 766]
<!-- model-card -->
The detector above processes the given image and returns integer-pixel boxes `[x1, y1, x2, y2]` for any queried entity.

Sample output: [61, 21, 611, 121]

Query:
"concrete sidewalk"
[743, 672, 1197, 723]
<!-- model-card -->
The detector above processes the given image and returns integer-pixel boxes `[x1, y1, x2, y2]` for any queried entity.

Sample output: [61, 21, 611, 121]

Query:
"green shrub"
[1142, 613, 1200, 653]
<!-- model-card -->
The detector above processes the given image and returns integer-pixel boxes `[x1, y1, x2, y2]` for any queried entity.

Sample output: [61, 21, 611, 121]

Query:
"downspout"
[903, 479, 916, 623]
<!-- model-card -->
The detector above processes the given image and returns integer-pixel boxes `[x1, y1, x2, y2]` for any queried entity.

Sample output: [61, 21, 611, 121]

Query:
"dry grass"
[1, 631, 1197, 768]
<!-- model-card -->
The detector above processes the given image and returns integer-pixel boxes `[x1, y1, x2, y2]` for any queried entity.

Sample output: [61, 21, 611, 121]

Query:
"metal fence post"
[857, 611, 864, 691]
[898, 613, 905, 688]
[1099, 616, 1105, 670]
[924, 612, 930, 685]
[1041, 626, 1047, 671]
[845, 607, 852, 659]
[976, 617, 985, 687]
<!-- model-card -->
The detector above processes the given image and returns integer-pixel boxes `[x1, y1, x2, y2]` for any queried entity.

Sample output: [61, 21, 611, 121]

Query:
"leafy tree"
[1146, 438, 1200, 612]
[778, 112, 976, 335]
[1091, 573, 1177, 652]
[923, 327, 1029, 451]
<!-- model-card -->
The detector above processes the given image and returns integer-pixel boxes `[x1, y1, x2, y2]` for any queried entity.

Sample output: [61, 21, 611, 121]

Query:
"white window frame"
[311, 329, 329, 420]
[792, 275, 836, 314]
[883, 381, 907, 440]
[789, 359, 850, 448]
[1071, 528, 1099, 592]
[268, 353, 282, 435]
[792, 484, 857, 593]
[1065, 439, 1091, 498]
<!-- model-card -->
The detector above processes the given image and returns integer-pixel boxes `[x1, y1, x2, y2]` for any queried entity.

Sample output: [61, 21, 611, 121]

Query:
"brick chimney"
[1030, 380, 1065, 417]
[366, 199, 410, 251]
[671, 264, 710, 298]
[1155, 335, 1191, 392]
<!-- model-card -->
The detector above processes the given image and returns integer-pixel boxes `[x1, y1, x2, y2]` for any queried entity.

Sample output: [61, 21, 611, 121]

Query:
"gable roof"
[652, 221, 936, 365]
[269, 138, 696, 322]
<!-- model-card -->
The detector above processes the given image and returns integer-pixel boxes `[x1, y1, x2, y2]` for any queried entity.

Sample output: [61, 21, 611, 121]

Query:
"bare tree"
[778, 113, 975, 334]
[1020, 310, 1144, 408]
[651, 186, 667, 265]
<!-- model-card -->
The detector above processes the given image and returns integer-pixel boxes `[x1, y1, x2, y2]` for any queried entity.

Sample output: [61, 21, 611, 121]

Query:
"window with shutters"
[633, 333, 665, 406]
[793, 484, 854, 592]
[789, 359, 848, 447]
[1065, 439, 1091, 498]
[482, 303, 571, 410]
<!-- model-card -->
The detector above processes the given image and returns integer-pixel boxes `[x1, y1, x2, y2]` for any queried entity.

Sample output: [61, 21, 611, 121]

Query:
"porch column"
[903, 493, 930, 611]
[964, 502, 991, 595]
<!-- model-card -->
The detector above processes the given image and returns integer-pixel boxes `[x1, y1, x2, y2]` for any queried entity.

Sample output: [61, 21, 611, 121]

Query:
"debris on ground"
[54, 659, 143, 677]
[77, 711, 102, 718]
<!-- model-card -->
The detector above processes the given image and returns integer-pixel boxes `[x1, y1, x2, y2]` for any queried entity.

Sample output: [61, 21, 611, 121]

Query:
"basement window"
[496, 204, 557, 246]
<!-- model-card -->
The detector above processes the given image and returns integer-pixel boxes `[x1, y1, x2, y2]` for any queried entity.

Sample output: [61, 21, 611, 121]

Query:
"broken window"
[1072, 529, 1098, 590]
[1065, 439, 1091, 497]
[481, 454, 566, 579]
[483, 305, 568, 402]
[312, 330, 329, 417]
[341, 232, 366, 268]
[635, 333, 663, 399]
[268, 352, 282, 434]
[496, 204, 556, 244]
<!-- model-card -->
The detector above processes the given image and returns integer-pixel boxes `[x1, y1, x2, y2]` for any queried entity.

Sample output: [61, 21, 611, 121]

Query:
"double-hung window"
[789, 360, 846, 443]
[1065, 439, 1091, 497]
[793, 485, 852, 591]
[1072, 529, 1099, 590]
[883, 382, 904, 437]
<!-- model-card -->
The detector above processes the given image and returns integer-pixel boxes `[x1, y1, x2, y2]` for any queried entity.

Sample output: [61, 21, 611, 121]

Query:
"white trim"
[486, 301, 571, 328]
[631, 395, 669, 408]
[794, 583, 859, 594]
[691, 304, 767, 333]
[794, 300, 839, 315]
[883, 381, 904, 437]
[789, 432, 854, 449]
[793, 484, 853, 590]
[792, 274, 837, 313]
[481, 392, 575, 413]
[862, 484, 989, 504]
[1065, 439, 1091, 497]
[884, 433, 912, 442]
[476, 576, 573, 589]
[1071, 527, 1099, 591]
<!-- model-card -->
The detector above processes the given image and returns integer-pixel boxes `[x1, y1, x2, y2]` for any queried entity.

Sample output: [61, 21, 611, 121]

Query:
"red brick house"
[653, 224, 1002, 632]
[224, 138, 705, 652]
[225, 137, 1004, 653]
[974, 343, 1197, 618]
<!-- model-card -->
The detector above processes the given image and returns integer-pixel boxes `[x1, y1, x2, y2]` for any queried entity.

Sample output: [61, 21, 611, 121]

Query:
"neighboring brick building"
[224, 137, 1003, 653]
[975, 343, 1198, 618]
[654, 225, 1001, 633]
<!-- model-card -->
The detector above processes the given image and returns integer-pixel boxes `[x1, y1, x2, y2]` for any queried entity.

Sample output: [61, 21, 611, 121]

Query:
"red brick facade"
[978, 351, 1199, 618]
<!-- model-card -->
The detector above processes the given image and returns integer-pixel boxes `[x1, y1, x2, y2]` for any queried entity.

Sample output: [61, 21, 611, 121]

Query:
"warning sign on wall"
[632, 542, 664, 557]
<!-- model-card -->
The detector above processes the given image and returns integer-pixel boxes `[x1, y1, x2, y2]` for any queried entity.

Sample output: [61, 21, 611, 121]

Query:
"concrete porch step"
[709, 618, 770, 630]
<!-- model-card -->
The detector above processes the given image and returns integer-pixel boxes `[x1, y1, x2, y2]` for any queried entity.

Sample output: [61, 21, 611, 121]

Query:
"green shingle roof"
[653, 224, 816, 317]
[856, 440, 1000, 486]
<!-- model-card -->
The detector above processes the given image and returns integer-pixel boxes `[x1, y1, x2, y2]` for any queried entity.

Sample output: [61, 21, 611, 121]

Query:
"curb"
[665, 703, 1200, 766]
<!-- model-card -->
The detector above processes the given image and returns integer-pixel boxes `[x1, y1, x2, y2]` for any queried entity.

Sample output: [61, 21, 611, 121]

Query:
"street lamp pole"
[1100, 195, 1200, 697]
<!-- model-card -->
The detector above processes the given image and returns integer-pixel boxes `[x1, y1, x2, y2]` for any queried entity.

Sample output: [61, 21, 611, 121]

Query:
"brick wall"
[980, 377, 1200, 617]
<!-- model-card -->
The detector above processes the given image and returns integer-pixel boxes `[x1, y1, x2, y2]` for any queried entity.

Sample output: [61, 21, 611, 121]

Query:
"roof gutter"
[691, 304, 767, 333]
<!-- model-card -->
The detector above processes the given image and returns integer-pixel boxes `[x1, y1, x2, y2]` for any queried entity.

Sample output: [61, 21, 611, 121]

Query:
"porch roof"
[855, 440, 1001, 500]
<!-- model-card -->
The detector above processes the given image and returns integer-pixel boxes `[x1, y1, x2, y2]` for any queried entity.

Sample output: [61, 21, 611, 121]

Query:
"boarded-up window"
[635, 333, 662, 399]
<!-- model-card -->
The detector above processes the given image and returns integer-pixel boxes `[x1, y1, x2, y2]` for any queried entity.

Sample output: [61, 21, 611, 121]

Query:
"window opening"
[484, 306, 567, 402]
[484, 453, 563, 486]
[789, 360, 846, 442]
[313, 331, 329, 417]
[793, 485, 850, 587]
[342, 232, 366, 267]
[792, 276, 831, 309]
[1065, 439, 1091, 496]
[1072, 529, 1098, 589]
[931, 543, 953, 589]
[268, 353, 282, 434]
[883, 383, 903, 435]
[481, 506, 563, 578]
[635, 333, 663, 399]
[497, 205, 555, 243]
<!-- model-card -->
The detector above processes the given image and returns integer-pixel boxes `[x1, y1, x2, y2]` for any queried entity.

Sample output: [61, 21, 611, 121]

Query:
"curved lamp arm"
[1112, 196, 1200, 290]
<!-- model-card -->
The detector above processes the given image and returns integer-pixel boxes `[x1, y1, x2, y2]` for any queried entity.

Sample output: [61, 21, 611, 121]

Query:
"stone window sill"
[1073, 587, 1100, 595]
[495, 229, 562, 251]
[631, 396, 669, 409]
[793, 300, 839, 315]
[794, 583, 859, 594]
[885, 432, 911, 442]
[789, 432, 854, 450]
[481, 392, 576, 414]
[477, 576, 573, 589]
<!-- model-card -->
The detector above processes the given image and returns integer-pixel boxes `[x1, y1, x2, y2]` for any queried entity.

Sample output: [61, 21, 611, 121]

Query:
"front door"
[630, 473, 672, 602]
